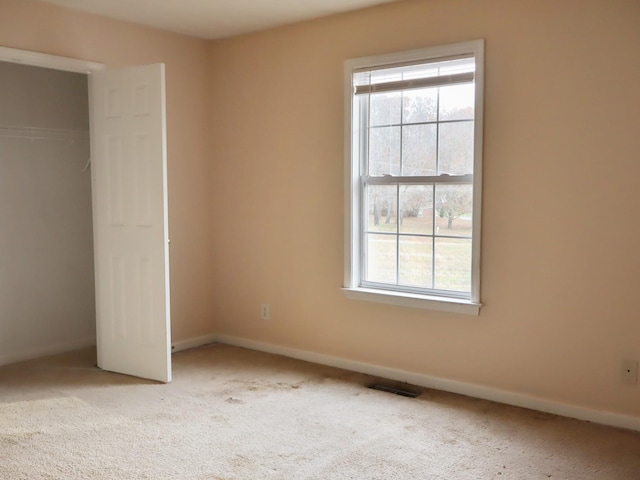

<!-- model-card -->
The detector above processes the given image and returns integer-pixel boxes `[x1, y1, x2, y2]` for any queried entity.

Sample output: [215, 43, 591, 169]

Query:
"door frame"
[0, 47, 173, 372]
[0, 47, 104, 74]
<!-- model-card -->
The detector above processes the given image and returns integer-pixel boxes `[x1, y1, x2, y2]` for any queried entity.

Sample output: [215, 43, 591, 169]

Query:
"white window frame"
[342, 40, 484, 315]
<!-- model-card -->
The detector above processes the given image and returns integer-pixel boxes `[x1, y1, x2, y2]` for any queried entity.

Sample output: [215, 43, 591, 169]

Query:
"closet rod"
[0, 125, 89, 141]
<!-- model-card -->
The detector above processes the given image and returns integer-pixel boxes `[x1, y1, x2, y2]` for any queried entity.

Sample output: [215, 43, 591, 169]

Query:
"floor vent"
[368, 384, 420, 398]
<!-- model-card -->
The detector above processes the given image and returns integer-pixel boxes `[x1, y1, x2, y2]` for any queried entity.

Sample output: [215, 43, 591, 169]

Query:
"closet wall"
[0, 61, 95, 365]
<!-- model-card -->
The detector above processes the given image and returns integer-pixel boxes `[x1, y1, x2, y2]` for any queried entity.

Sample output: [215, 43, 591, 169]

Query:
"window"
[343, 40, 484, 315]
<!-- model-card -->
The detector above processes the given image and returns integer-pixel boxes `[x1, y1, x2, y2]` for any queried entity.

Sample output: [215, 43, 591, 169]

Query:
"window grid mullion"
[435, 83, 441, 176]
[360, 94, 370, 285]
[369, 118, 473, 129]
[395, 184, 400, 285]
[431, 185, 436, 289]
[396, 91, 403, 286]
[432, 83, 441, 289]
[399, 90, 404, 176]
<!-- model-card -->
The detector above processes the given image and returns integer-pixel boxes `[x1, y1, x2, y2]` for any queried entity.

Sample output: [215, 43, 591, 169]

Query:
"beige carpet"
[1, 344, 639, 479]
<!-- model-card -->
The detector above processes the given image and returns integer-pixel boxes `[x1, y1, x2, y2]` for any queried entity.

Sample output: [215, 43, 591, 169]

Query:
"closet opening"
[0, 60, 95, 366]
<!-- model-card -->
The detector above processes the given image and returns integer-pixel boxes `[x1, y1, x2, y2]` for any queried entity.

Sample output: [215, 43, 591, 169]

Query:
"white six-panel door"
[89, 64, 171, 383]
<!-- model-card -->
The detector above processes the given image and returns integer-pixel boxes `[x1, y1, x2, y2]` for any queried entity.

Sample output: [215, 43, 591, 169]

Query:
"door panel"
[89, 64, 171, 383]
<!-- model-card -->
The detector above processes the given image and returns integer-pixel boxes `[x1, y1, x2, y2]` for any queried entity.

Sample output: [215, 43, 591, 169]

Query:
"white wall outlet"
[621, 359, 638, 385]
[260, 304, 269, 320]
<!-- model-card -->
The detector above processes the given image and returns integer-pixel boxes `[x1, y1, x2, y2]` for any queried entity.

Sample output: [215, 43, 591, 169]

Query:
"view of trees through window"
[362, 79, 475, 294]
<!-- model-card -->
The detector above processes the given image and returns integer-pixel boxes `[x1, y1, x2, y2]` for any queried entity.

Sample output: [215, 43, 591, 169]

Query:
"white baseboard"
[171, 333, 219, 354]
[208, 334, 640, 433]
[0, 336, 96, 367]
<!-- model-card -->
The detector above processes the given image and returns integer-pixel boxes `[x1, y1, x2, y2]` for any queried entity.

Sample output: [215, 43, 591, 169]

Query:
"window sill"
[341, 287, 481, 315]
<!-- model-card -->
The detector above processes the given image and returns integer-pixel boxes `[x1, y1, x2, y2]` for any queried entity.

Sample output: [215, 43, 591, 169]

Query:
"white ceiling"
[39, 0, 400, 40]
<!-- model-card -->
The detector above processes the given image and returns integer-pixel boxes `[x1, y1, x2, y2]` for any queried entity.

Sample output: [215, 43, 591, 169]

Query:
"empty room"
[1, 0, 639, 478]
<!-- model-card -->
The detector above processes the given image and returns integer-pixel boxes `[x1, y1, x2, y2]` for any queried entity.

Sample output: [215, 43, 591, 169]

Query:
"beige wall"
[0, 0, 214, 342]
[209, 0, 640, 418]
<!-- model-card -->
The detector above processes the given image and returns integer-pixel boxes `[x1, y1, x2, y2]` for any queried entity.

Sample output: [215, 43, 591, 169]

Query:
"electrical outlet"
[621, 359, 638, 385]
[260, 304, 269, 320]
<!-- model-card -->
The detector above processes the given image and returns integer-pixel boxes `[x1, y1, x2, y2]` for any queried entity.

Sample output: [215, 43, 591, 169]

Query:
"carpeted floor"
[1, 344, 639, 479]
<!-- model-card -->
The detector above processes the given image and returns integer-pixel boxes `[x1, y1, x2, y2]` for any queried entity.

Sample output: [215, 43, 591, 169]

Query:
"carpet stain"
[0, 430, 43, 447]
[0, 435, 21, 446]
[209, 414, 230, 425]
